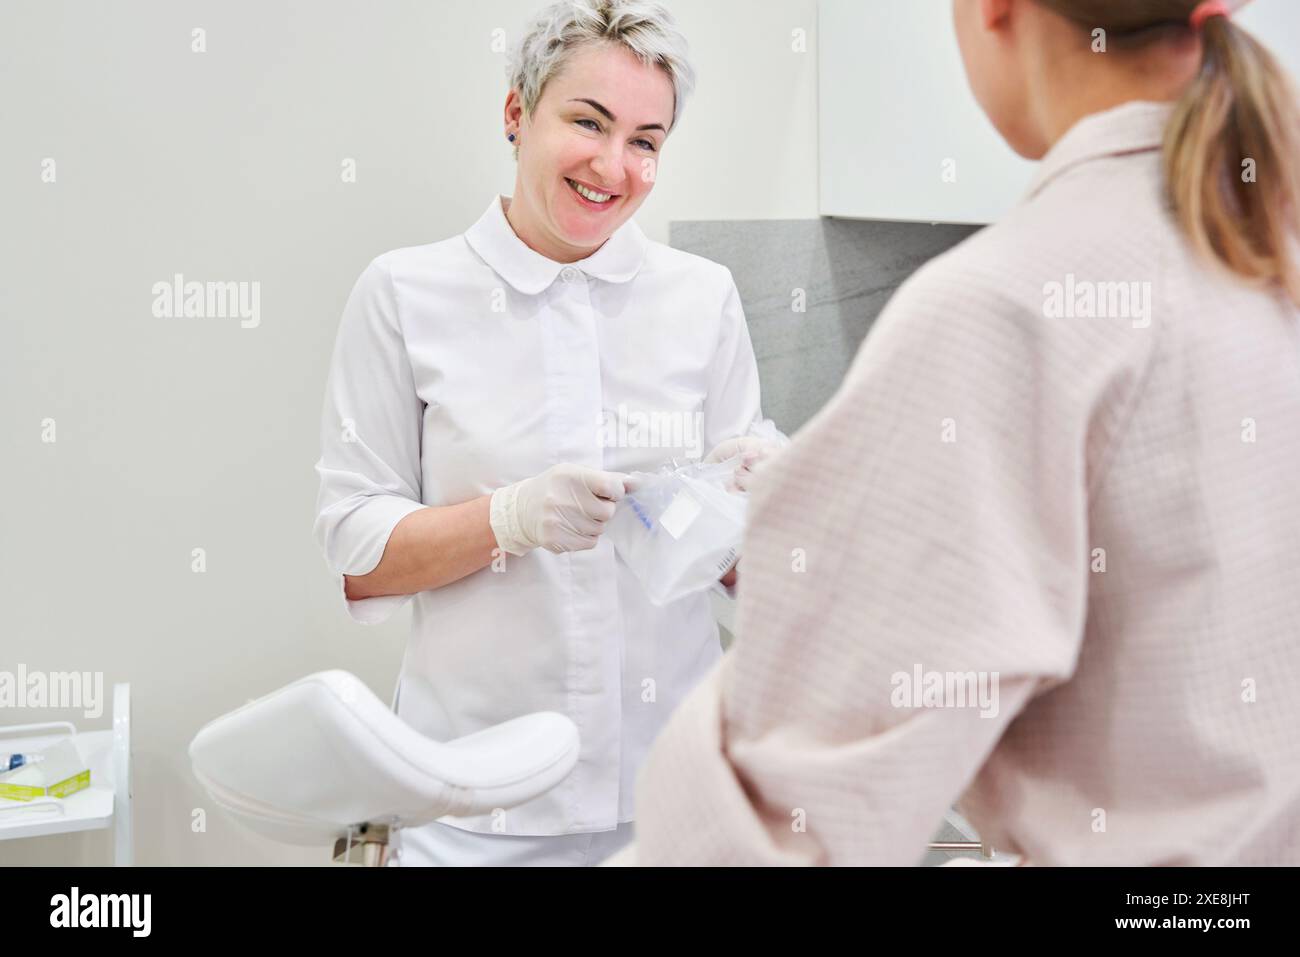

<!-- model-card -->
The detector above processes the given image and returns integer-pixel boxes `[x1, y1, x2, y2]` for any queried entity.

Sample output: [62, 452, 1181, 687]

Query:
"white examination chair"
[188, 670, 579, 866]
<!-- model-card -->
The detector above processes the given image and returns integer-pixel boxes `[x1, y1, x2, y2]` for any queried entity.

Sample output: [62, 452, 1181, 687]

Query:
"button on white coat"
[312, 194, 775, 838]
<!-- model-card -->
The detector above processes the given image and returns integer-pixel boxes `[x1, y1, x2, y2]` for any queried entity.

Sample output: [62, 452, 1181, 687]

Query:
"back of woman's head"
[1036, 0, 1300, 305]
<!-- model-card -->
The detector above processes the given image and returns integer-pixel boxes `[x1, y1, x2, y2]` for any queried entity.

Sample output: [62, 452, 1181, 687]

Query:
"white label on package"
[658, 491, 703, 540]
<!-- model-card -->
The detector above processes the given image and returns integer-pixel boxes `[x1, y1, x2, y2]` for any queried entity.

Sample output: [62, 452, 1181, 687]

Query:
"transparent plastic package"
[606, 457, 748, 606]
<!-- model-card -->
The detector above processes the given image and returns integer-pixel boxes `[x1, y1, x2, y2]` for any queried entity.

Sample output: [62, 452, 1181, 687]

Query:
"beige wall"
[0, 0, 818, 865]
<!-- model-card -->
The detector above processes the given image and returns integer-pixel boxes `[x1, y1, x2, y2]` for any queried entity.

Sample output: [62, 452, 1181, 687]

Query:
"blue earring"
[508, 133, 516, 143]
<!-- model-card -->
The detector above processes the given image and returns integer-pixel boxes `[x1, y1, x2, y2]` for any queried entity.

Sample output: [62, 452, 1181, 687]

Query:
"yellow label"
[0, 782, 45, 802]
[48, 770, 91, 799]
[0, 769, 91, 801]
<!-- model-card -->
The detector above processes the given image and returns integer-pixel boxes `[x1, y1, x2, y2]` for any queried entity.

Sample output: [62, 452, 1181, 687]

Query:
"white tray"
[0, 684, 132, 865]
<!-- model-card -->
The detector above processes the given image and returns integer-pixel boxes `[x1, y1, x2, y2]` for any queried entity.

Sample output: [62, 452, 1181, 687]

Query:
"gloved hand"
[703, 435, 786, 493]
[490, 463, 629, 556]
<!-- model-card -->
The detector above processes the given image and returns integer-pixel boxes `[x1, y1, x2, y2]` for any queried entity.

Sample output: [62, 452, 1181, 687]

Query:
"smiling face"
[505, 41, 676, 262]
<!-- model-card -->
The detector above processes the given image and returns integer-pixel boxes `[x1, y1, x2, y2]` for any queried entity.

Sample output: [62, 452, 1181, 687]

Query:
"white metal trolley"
[0, 683, 133, 866]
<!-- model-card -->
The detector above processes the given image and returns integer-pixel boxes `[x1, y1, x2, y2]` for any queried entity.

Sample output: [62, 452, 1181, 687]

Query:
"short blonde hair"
[506, 0, 696, 140]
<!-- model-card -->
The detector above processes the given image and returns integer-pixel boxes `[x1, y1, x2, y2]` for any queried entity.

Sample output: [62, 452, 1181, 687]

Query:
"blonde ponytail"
[1164, 14, 1300, 306]
[1036, 1, 1300, 306]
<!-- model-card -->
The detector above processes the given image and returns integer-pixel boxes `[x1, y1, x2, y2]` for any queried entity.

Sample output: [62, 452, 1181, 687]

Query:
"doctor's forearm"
[343, 495, 497, 601]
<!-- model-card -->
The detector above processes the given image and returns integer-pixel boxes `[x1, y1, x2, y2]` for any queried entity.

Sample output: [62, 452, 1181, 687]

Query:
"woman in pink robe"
[622, 0, 1300, 866]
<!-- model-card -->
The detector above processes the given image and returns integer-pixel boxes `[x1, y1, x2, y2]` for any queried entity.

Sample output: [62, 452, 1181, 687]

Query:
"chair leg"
[332, 823, 391, 867]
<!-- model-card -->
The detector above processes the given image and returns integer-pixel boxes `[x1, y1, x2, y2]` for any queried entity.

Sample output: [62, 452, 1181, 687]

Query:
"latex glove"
[490, 463, 628, 556]
[703, 436, 785, 493]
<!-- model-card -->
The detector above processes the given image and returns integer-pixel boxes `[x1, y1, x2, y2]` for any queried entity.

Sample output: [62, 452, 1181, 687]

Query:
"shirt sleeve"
[702, 269, 785, 452]
[630, 253, 1151, 865]
[313, 258, 428, 625]
[704, 270, 786, 599]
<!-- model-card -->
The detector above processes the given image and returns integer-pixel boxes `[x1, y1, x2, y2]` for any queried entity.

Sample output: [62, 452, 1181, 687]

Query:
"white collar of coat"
[464, 193, 649, 295]
[1024, 99, 1173, 201]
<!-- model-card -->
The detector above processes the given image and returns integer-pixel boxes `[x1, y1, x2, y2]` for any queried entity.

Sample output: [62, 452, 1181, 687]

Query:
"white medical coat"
[313, 194, 770, 835]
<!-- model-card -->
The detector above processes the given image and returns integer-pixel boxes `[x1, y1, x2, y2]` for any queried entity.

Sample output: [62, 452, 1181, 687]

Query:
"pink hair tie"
[1190, 0, 1232, 30]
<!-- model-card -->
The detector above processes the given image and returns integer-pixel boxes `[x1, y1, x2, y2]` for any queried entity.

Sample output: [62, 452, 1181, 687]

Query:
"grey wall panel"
[670, 218, 981, 434]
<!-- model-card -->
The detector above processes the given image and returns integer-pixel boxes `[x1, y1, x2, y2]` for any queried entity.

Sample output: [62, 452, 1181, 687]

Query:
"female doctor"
[312, 0, 781, 866]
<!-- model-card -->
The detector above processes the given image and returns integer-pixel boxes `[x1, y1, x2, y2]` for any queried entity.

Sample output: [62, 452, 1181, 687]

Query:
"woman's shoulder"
[888, 164, 1170, 339]
[366, 234, 478, 278]
[872, 194, 1164, 386]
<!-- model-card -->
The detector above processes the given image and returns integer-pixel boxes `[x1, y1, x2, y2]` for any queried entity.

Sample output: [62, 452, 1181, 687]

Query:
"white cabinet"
[1237, 2, 1300, 78]
[818, 0, 1300, 226]
[818, 0, 1036, 225]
